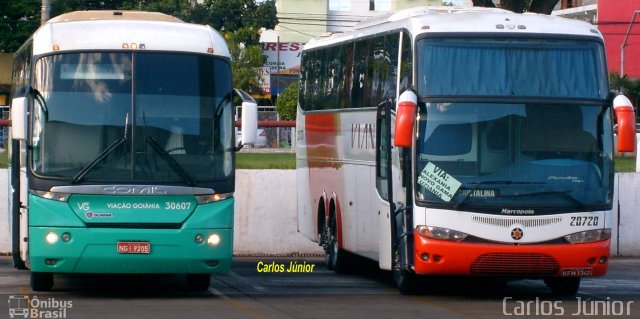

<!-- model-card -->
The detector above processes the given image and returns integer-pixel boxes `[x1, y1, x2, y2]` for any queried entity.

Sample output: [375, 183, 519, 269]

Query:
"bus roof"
[31, 10, 229, 58]
[47, 10, 184, 23]
[304, 6, 602, 50]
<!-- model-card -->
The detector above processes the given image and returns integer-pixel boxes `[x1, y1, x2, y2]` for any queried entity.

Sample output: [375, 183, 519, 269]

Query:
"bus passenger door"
[375, 101, 405, 270]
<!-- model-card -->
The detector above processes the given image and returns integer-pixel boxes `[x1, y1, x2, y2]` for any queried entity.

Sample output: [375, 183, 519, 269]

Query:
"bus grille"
[470, 253, 560, 276]
[471, 216, 562, 228]
[85, 223, 182, 229]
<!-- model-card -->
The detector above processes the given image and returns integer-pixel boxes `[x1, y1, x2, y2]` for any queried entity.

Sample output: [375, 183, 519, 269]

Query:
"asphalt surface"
[1, 255, 639, 319]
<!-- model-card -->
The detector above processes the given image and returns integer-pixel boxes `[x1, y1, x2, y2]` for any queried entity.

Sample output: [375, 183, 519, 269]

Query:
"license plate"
[117, 241, 151, 254]
[561, 267, 592, 277]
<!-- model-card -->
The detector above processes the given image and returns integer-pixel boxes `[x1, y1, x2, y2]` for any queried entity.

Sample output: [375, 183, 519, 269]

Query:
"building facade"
[598, 0, 640, 78]
[276, 0, 446, 42]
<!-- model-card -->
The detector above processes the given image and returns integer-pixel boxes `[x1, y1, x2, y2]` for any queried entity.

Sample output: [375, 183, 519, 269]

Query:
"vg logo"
[77, 202, 90, 211]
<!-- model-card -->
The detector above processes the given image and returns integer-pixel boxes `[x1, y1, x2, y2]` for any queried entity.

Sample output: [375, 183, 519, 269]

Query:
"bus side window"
[352, 39, 372, 108]
[339, 43, 354, 109]
[399, 32, 412, 96]
[325, 45, 343, 110]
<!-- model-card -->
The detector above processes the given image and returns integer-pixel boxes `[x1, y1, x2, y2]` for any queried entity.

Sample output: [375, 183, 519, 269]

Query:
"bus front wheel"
[393, 251, 417, 294]
[31, 272, 53, 292]
[544, 277, 581, 295]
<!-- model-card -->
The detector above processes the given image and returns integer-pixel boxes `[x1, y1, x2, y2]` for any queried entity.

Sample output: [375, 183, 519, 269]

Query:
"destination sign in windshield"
[60, 64, 126, 80]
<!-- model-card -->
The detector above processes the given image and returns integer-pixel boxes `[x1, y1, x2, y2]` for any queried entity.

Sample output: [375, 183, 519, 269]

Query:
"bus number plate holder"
[117, 241, 151, 254]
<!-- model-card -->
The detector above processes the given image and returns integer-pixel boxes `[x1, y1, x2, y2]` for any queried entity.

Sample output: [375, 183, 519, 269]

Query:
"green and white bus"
[9, 10, 257, 291]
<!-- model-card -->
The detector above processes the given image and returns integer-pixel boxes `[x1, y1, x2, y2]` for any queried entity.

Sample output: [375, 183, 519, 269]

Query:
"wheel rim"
[324, 218, 338, 267]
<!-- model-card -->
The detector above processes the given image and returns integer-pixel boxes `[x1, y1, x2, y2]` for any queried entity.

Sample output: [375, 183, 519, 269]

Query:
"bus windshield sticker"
[417, 162, 462, 202]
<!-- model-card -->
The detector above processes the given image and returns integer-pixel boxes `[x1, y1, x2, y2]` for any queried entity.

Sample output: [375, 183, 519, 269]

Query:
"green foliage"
[610, 72, 640, 108]
[1, 0, 277, 54]
[203, 0, 277, 45]
[236, 152, 295, 169]
[0, 0, 40, 53]
[276, 82, 299, 121]
[225, 31, 267, 96]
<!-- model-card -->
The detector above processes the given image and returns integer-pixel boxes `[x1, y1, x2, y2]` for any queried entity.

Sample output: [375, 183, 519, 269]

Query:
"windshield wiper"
[145, 136, 196, 186]
[71, 137, 126, 184]
[72, 114, 128, 184]
[453, 180, 542, 210]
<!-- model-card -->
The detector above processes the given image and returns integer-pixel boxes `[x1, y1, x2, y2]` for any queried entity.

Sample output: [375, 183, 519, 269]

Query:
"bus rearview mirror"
[241, 101, 258, 146]
[613, 95, 636, 153]
[11, 97, 28, 141]
[394, 91, 417, 148]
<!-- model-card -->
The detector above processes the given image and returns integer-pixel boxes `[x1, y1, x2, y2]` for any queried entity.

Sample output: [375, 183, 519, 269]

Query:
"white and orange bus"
[295, 7, 636, 294]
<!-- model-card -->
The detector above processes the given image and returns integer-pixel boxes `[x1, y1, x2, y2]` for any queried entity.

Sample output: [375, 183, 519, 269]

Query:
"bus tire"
[325, 215, 350, 274]
[393, 248, 417, 294]
[31, 272, 53, 292]
[544, 277, 581, 296]
[393, 268, 417, 295]
[186, 274, 211, 291]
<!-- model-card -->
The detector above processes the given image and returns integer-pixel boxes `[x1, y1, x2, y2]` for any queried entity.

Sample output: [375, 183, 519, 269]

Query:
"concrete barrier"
[233, 170, 322, 255]
[0, 169, 638, 257]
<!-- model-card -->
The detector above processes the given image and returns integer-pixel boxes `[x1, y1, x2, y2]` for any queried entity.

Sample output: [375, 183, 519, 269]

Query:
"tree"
[472, 0, 560, 15]
[199, 0, 277, 94]
[276, 82, 298, 120]
[0, 0, 40, 52]
[226, 32, 267, 95]
[1, 0, 127, 52]
[610, 72, 640, 107]
[203, 0, 277, 45]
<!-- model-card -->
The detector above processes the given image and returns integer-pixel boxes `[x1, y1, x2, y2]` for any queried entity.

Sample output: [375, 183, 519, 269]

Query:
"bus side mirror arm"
[394, 90, 418, 148]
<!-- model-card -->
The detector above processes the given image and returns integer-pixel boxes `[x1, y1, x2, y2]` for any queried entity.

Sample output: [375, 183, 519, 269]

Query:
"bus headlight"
[416, 225, 467, 242]
[207, 234, 221, 246]
[45, 232, 59, 244]
[196, 193, 233, 204]
[564, 229, 611, 244]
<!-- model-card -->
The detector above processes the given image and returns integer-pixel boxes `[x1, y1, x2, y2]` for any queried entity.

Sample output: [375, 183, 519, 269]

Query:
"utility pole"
[41, 0, 52, 25]
[620, 10, 640, 77]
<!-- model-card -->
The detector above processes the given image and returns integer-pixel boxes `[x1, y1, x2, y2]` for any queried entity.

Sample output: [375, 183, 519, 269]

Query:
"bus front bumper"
[412, 230, 610, 277]
[29, 227, 232, 274]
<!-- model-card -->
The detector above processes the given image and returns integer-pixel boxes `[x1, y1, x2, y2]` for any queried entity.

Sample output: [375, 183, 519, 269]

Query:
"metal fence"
[1, 108, 8, 151]
[238, 110, 296, 152]
[240, 121, 295, 153]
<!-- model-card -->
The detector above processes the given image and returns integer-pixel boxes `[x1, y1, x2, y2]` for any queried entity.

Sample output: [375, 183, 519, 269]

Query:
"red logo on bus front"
[511, 228, 524, 240]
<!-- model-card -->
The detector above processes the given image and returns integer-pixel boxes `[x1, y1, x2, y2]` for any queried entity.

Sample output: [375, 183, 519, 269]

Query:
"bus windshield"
[416, 37, 608, 100]
[31, 52, 233, 184]
[415, 102, 613, 213]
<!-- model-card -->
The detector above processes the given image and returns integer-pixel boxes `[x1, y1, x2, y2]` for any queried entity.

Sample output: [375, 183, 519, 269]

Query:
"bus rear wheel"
[545, 277, 581, 296]
[324, 215, 349, 273]
[31, 272, 53, 292]
[186, 274, 211, 291]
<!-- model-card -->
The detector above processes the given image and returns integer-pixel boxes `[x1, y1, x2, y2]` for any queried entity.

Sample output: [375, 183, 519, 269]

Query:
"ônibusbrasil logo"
[8, 295, 73, 318]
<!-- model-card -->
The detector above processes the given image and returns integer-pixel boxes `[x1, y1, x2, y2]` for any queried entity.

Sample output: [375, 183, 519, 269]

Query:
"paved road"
[1, 255, 639, 319]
